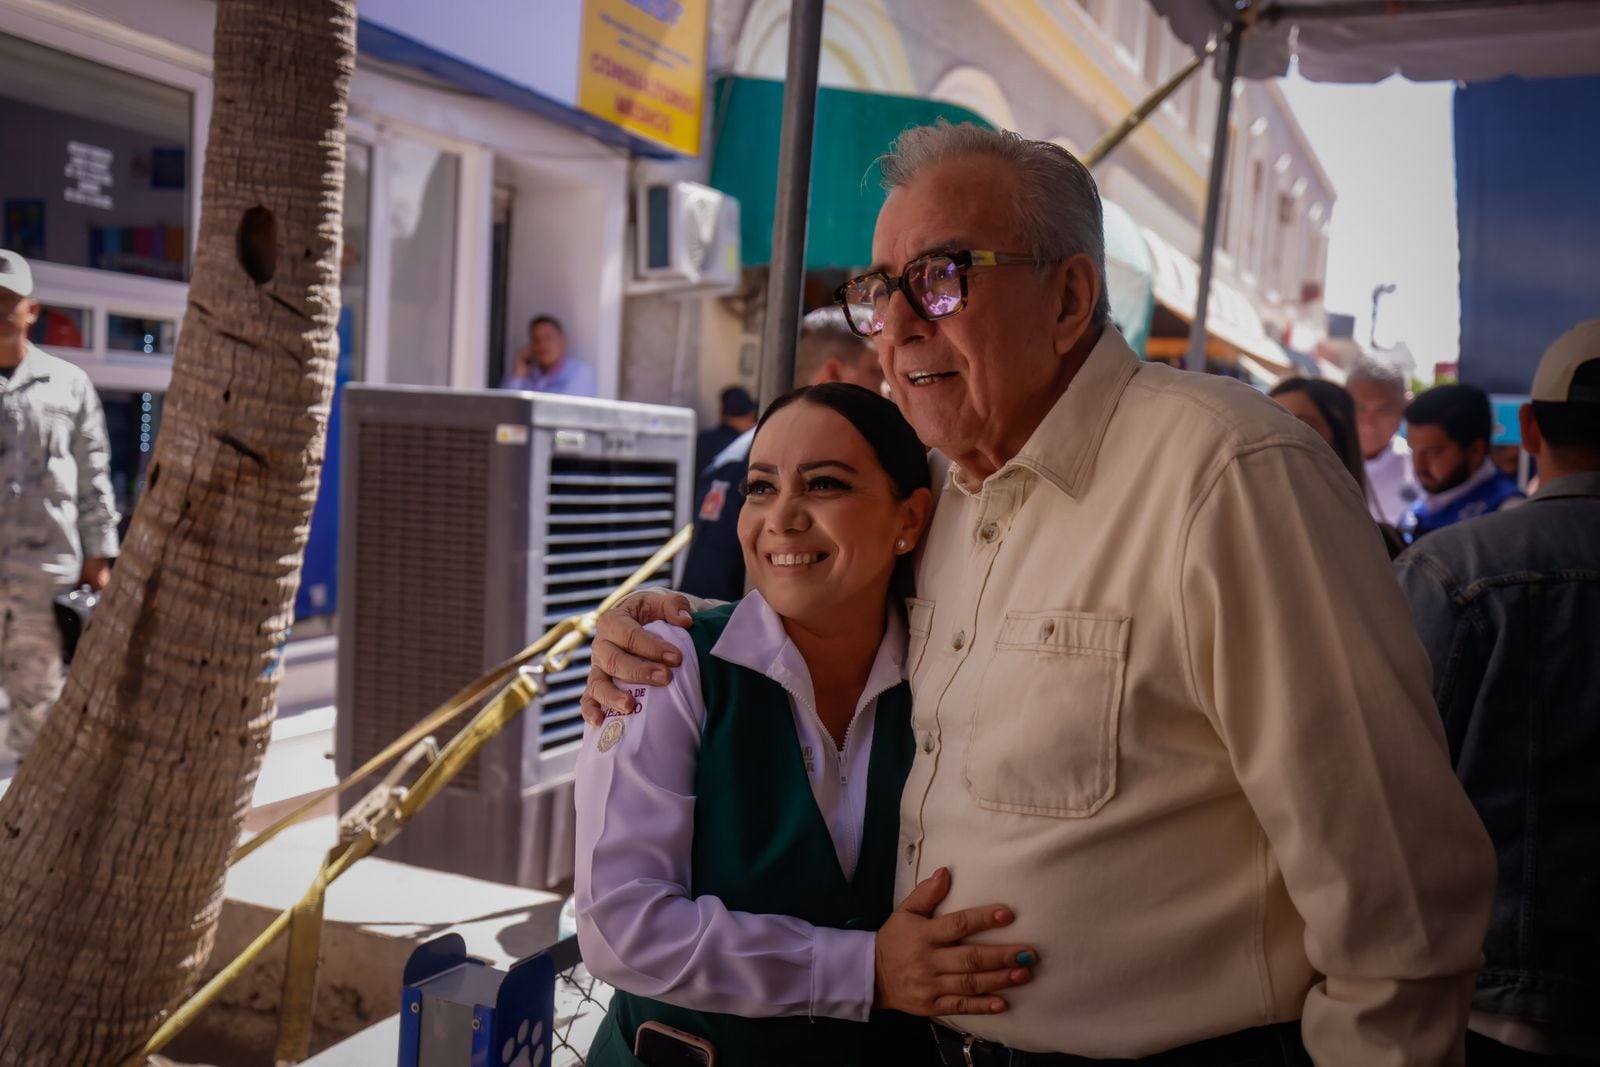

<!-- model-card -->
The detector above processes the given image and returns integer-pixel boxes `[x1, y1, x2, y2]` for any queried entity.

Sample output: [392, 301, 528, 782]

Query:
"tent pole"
[1185, 18, 1243, 373]
[1083, 38, 1217, 170]
[758, 0, 826, 410]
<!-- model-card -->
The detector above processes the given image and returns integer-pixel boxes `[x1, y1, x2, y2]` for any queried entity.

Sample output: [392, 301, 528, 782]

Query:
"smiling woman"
[574, 383, 1040, 1067]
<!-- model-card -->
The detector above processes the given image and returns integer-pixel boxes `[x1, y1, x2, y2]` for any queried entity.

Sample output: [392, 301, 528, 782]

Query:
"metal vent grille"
[350, 422, 490, 789]
[539, 456, 679, 751]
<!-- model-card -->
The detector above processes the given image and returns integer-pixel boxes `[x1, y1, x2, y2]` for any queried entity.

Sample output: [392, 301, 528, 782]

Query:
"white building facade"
[694, 0, 1336, 391]
[0, 0, 693, 557]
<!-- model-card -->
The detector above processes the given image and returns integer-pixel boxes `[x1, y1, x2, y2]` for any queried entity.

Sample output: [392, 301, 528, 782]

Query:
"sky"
[1278, 73, 1459, 374]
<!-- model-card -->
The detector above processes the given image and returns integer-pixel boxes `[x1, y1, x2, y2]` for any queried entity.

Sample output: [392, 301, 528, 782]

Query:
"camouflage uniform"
[1, 341, 119, 758]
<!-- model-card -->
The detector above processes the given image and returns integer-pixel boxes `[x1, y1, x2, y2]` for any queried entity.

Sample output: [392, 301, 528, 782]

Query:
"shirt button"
[979, 523, 998, 543]
[952, 631, 966, 651]
[1041, 620, 1056, 639]
[905, 842, 917, 862]
[921, 733, 935, 753]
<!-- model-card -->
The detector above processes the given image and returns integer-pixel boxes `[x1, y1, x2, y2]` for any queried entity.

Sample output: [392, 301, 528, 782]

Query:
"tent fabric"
[1103, 199, 1156, 356]
[708, 77, 991, 270]
[1455, 74, 1600, 395]
[1141, 226, 1287, 368]
[1150, 0, 1600, 84]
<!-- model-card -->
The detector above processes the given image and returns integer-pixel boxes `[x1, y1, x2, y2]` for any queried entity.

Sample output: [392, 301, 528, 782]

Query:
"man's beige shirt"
[899, 329, 1494, 1061]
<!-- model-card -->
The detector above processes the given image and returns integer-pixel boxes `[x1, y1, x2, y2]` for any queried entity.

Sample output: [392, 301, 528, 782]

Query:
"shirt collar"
[1368, 435, 1410, 468]
[710, 589, 911, 715]
[533, 357, 569, 384]
[948, 326, 1141, 499]
[1530, 470, 1600, 502]
[1423, 458, 1501, 512]
[1, 342, 49, 391]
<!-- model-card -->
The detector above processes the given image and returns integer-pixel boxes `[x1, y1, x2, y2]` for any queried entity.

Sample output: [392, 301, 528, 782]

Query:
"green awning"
[709, 76, 993, 270]
[1101, 199, 1154, 357]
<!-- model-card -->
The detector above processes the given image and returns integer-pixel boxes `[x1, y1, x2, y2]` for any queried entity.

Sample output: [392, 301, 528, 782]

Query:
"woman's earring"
[895, 539, 907, 552]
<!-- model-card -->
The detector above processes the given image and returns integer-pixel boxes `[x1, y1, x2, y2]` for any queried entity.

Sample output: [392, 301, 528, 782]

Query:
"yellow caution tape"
[128, 524, 692, 1066]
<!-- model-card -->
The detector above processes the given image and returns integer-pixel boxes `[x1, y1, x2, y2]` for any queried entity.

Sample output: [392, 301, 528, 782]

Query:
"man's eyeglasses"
[832, 249, 1041, 339]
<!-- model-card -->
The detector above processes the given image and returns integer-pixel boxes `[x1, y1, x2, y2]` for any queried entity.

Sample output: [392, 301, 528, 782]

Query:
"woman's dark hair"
[752, 382, 931, 598]
[1270, 377, 1372, 502]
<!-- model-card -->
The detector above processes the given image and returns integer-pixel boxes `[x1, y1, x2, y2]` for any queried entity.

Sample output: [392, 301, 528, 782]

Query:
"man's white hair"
[878, 121, 1111, 326]
[1346, 355, 1409, 392]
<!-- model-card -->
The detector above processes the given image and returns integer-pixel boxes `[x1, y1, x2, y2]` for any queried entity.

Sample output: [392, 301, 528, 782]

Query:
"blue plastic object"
[397, 934, 556, 1067]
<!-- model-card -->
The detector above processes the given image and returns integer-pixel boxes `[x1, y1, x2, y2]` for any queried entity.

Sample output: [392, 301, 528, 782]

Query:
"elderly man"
[582, 125, 1493, 1063]
[1, 249, 119, 761]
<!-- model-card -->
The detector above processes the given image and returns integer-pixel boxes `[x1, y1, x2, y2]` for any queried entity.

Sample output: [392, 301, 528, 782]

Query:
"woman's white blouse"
[574, 592, 909, 1021]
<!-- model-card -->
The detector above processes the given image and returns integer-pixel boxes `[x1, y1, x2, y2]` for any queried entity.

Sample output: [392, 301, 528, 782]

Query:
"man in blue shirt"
[1396, 320, 1600, 1062]
[680, 308, 886, 602]
[501, 314, 597, 396]
[1400, 382, 1522, 541]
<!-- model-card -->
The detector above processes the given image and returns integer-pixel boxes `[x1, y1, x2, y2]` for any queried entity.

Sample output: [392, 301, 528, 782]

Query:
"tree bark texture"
[0, 2, 355, 1061]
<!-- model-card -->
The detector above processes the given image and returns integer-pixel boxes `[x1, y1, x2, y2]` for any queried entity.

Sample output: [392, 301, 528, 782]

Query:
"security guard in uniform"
[0, 250, 120, 761]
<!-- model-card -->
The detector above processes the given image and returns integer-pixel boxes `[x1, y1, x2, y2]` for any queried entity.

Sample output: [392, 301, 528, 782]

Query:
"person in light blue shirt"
[500, 314, 597, 396]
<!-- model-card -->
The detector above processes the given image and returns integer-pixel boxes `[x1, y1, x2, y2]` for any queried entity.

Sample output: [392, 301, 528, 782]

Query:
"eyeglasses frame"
[832, 249, 1041, 338]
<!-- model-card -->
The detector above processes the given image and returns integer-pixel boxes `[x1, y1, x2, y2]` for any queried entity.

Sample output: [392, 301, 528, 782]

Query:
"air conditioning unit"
[634, 180, 740, 292]
[336, 386, 695, 889]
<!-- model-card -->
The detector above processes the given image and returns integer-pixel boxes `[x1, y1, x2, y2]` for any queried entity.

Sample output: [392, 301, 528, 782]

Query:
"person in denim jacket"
[1397, 320, 1600, 1063]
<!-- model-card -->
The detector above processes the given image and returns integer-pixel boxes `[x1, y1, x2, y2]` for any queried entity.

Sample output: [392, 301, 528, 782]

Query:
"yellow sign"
[578, 0, 709, 155]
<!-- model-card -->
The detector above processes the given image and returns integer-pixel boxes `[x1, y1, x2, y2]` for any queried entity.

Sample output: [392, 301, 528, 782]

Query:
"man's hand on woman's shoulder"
[580, 588, 699, 724]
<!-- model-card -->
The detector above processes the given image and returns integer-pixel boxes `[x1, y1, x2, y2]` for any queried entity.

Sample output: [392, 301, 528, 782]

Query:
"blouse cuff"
[809, 927, 876, 1022]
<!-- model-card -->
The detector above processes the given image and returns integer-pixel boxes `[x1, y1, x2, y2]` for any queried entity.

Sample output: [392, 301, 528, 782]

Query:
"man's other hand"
[874, 867, 1035, 1017]
[80, 557, 112, 591]
[579, 589, 695, 724]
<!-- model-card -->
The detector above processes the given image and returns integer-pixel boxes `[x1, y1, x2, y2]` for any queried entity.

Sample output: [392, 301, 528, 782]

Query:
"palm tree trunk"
[0, 2, 355, 1061]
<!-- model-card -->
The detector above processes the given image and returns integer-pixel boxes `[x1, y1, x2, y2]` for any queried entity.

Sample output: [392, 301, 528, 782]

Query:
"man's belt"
[930, 1020, 1309, 1066]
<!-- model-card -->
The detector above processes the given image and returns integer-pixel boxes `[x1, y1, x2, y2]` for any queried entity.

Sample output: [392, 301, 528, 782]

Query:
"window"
[0, 32, 192, 282]
[26, 303, 91, 349]
[384, 136, 459, 387]
[1143, 16, 1168, 86]
[341, 141, 373, 382]
[1108, 2, 1147, 71]
[107, 313, 176, 355]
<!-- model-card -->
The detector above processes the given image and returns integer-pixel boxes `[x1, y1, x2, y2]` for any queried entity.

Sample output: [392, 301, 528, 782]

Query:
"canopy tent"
[1150, 0, 1600, 85]
[708, 76, 993, 271]
[1102, 200, 1157, 357]
[1140, 226, 1290, 374]
[1142, 0, 1600, 374]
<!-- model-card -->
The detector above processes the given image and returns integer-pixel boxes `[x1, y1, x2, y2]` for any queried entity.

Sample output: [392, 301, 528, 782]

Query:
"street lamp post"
[1370, 283, 1396, 348]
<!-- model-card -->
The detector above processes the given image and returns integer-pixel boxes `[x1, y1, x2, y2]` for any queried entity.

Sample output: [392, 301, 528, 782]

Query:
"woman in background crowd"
[1271, 377, 1407, 557]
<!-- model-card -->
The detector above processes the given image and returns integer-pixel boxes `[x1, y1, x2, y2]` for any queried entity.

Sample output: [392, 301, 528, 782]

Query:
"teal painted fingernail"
[1016, 951, 1036, 967]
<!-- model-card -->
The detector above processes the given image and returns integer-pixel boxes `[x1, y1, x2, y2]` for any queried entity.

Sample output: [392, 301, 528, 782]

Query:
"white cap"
[1532, 319, 1600, 403]
[0, 249, 34, 298]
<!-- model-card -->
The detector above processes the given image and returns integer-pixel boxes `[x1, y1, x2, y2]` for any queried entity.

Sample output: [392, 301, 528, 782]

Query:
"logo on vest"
[598, 718, 625, 753]
[700, 479, 730, 521]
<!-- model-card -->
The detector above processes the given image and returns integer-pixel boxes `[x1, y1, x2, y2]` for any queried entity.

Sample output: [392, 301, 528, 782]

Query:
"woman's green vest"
[586, 603, 921, 1066]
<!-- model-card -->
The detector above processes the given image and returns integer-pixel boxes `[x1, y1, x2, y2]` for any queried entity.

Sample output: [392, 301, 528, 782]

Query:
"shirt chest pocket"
[963, 609, 1129, 818]
[36, 402, 74, 457]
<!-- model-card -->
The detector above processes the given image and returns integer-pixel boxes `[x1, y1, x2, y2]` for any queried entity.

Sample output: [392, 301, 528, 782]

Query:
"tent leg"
[1185, 18, 1243, 373]
[758, 0, 826, 409]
